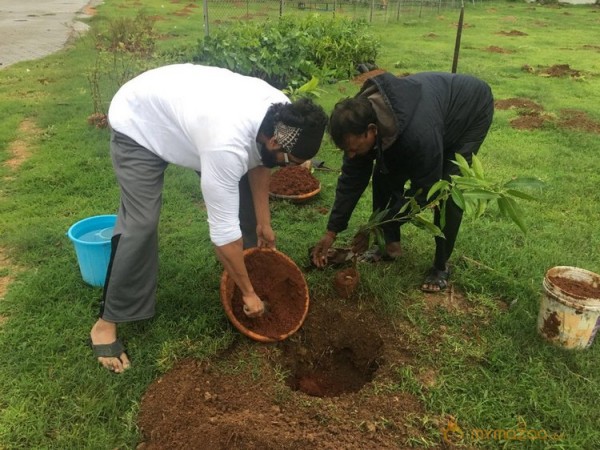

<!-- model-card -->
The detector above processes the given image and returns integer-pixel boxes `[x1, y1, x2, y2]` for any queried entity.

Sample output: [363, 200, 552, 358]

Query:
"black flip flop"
[421, 266, 451, 292]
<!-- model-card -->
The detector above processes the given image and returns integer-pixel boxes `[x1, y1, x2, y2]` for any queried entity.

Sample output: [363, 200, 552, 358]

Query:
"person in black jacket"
[311, 71, 494, 292]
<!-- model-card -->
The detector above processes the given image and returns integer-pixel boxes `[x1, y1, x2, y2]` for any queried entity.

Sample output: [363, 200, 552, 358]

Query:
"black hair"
[258, 97, 328, 161]
[259, 97, 328, 138]
[328, 96, 377, 149]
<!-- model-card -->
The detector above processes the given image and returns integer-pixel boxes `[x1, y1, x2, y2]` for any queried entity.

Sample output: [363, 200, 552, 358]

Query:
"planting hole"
[279, 299, 384, 397]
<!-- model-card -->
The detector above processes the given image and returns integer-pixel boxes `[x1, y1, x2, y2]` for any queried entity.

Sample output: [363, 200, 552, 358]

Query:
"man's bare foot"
[90, 318, 130, 373]
[385, 241, 402, 258]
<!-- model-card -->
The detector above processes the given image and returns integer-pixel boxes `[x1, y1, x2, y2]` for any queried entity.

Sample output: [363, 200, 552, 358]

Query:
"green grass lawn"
[0, 0, 599, 448]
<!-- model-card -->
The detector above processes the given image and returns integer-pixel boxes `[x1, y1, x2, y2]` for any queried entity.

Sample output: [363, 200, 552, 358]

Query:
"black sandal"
[421, 266, 450, 292]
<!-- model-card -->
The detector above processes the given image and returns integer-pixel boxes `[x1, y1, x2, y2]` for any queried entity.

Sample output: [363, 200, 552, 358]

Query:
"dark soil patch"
[522, 64, 583, 78]
[496, 97, 550, 131]
[269, 166, 320, 196]
[510, 112, 549, 131]
[497, 30, 528, 36]
[137, 290, 440, 449]
[495, 97, 543, 113]
[540, 64, 581, 78]
[485, 45, 513, 54]
[498, 100, 600, 133]
[582, 44, 600, 51]
[558, 109, 600, 134]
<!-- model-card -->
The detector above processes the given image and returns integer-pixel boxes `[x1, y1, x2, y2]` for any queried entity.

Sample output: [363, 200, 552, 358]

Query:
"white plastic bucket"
[537, 266, 600, 350]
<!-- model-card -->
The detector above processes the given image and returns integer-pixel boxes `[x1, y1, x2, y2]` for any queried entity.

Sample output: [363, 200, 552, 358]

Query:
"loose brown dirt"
[522, 64, 583, 78]
[224, 249, 308, 340]
[558, 109, 600, 134]
[549, 276, 600, 299]
[269, 166, 320, 196]
[137, 269, 477, 449]
[484, 45, 513, 54]
[4, 118, 40, 171]
[497, 29, 528, 36]
[495, 98, 600, 133]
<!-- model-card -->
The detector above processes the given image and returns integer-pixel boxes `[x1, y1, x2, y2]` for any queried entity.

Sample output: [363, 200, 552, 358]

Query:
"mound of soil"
[495, 97, 543, 113]
[137, 289, 450, 449]
[269, 166, 320, 196]
[497, 30, 528, 36]
[558, 109, 600, 134]
[510, 112, 548, 130]
[540, 64, 581, 78]
[485, 45, 513, 54]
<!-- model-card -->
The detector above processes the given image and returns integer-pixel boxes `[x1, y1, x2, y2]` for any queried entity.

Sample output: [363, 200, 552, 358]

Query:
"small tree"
[355, 154, 545, 255]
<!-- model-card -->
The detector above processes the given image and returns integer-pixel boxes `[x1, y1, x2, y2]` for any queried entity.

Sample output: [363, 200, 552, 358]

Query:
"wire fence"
[200, 0, 477, 34]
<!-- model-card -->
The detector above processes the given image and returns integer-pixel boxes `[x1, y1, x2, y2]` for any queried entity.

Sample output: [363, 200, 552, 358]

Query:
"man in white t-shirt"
[89, 64, 328, 373]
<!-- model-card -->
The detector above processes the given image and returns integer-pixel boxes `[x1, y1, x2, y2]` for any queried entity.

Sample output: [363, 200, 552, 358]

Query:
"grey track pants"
[100, 130, 256, 323]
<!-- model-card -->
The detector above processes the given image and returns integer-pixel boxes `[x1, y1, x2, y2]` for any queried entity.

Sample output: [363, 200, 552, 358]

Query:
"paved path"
[0, 0, 99, 69]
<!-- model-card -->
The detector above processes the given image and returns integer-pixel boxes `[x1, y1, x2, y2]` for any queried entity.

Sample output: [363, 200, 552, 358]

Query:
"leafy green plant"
[282, 76, 324, 101]
[194, 15, 379, 89]
[356, 154, 546, 251]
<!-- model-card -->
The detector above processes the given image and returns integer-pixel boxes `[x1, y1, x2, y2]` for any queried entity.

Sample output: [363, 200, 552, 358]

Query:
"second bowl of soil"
[269, 165, 321, 203]
[220, 247, 310, 342]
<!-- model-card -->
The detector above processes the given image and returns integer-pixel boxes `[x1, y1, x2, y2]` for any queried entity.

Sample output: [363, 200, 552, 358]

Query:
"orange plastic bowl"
[269, 184, 321, 203]
[220, 247, 310, 342]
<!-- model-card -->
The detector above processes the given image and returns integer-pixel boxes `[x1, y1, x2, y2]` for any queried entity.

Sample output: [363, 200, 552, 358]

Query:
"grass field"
[0, 0, 599, 448]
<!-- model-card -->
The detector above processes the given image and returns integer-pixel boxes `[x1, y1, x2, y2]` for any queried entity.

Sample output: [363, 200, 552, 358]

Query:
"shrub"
[193, 14, 379, 89]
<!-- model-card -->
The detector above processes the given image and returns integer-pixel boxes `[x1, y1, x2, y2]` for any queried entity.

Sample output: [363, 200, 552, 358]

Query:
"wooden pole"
[451, 0, 465, 73]
[203, 0, 209, 37]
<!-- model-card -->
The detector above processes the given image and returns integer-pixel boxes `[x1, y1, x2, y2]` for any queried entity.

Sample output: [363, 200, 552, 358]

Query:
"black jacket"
[327, 71, 494, 234]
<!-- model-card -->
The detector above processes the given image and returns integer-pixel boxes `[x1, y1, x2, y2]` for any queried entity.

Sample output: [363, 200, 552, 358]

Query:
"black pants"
[372, 102, 494, 271]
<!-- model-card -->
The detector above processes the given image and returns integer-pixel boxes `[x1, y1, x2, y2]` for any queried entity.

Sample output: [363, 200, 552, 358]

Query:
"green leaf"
[505, 189, 539, 201]
[475, 199, 488, 219]
[471, 154, 485, 179]
[370, 208, 389, 225]
[398, 201, 411, 214]
[412, 215, 444, 237]
[450, 187, 466, 210]
[452, 176, 491, 189]
[374, 227, 386, 252]
[461, 189, 501, 201]
[504, 176, 546, 190]
[498, 197, 527, 233]
[298, 76, 320, 93]
[452, 154, 474, 177]
[427, 180, 450, 200]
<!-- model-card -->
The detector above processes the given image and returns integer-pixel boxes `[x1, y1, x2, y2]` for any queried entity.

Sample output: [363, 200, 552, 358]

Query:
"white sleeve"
[200, 151, 247, 246]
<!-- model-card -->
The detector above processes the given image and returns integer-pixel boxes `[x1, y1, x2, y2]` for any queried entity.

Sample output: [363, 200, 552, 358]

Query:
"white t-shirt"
[108, 64, 290, 246]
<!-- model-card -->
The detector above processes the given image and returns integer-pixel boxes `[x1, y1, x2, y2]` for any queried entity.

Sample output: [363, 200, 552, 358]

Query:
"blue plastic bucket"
[67, 215, 116, 287]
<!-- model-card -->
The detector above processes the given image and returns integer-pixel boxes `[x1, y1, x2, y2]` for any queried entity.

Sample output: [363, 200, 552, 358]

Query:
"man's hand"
[256, 224, 276, 248]
[242, 292, 265, 318]
[351, 230, 370, 255]
[311, 231, 336, 268]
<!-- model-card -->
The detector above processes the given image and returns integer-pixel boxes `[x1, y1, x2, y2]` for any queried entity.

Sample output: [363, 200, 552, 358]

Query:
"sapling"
[354, 154, 545, 256]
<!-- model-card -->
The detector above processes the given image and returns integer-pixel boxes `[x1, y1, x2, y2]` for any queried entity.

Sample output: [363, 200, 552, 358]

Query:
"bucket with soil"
[220, 248, 310, 342]
[538, 266, 600, 350]
[269, 165, 321, 203]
